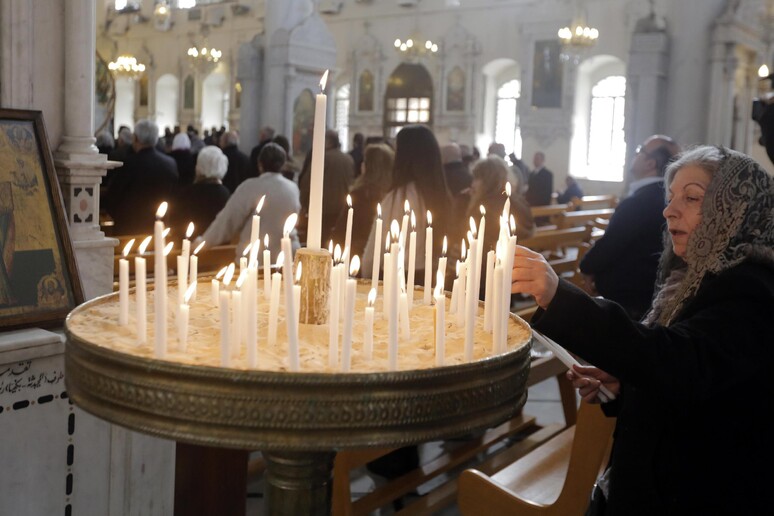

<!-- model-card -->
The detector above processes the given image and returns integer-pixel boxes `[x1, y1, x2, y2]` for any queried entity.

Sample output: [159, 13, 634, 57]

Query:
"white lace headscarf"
[643, 146, 774, 327]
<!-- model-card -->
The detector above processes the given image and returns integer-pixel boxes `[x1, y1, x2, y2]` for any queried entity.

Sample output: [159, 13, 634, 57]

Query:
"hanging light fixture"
[108, 55, 146, 79]
[393, 36, 439, 59]
[187, 44, 222, 74]
[557, 5, 599, 64]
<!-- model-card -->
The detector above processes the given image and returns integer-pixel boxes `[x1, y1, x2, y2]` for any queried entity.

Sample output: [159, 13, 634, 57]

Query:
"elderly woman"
[512, 146, 774, 514]
[170, 132, 196, 185]
[173, 145, 230, 237]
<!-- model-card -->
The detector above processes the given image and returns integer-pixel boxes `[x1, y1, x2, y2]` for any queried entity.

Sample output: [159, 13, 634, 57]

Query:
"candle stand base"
[295, 247, 331, 325]
[264, 450, 335, 516]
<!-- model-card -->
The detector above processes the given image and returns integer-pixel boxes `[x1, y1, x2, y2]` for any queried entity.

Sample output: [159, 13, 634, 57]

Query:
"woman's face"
[663, 165, 712, 258]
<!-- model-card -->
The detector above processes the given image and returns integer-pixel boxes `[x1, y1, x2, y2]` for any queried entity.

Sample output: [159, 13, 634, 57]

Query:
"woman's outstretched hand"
[568, 365, 621, 404]
[510, 245, 559, 309]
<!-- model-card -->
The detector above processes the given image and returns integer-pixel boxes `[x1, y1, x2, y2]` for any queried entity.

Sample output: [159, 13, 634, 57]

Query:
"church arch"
[383, 63, 433, 138]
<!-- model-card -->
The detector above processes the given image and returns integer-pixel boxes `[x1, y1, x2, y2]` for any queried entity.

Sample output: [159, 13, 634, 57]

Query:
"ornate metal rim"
[65, 292, 532, 451]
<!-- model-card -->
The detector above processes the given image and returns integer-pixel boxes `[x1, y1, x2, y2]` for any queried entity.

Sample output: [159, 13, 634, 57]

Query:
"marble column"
[53, 0, 120, 302]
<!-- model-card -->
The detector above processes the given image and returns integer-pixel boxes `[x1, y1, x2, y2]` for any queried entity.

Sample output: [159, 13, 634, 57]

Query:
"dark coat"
[525, 167, 554, 207]
[222, 144, 251, 193]
[170, 149, 196, 186]
[443, 161, 472, 196]
[172, 181, 231, 238]
[330, 183, 383, 261]
[532, 262, 774, 515]
[579, 181, 665, 319]
[103, 147, 179, 234]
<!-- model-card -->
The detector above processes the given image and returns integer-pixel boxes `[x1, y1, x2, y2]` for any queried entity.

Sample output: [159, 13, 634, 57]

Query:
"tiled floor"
[246, 377, 569, 515]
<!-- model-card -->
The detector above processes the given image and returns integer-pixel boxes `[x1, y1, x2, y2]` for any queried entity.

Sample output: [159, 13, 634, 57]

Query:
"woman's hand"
[567, 365, 621, 404]
[510, 245, 559, 308]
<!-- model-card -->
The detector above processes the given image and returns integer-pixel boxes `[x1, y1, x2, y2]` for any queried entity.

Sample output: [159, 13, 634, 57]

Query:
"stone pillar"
[53, 0, 120, 302]
[237, 35, 264, 154]
[707, 41, 738, 147]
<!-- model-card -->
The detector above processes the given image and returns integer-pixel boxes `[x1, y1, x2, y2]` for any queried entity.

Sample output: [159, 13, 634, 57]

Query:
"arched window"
[384, 63, 433, 138]
[335, 84, 350, 152]
[587, 76, 626, 181]
[495, 79, 522, 158]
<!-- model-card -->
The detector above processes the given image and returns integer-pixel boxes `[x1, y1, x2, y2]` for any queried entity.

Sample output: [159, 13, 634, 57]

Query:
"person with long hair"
[331, 143, 394, 260]
[361, 125, 454, 282]
[511, 146, 774, 514]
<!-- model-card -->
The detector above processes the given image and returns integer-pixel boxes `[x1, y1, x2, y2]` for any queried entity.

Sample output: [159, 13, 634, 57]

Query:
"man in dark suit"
[103, 119, 179, 234]
[579, 135, 679, 320]
[248, 126, 275, 177]
[220, 131, 251, 192]
[525, 151, 554, 207]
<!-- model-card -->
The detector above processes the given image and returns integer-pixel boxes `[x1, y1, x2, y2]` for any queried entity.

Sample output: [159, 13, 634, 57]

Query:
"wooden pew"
[556, 208, 614, 230]
[529, 204, 571, 228]
[457, 403, 616, 516]
[571, 194, 618, 210]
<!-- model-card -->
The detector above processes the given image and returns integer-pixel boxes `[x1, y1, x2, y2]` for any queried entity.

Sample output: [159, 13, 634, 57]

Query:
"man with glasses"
[579, 135, 679, 320]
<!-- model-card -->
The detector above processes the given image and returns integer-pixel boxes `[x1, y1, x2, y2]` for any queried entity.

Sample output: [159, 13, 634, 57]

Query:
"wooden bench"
[529, 204, 571, 227]
[457, 403, 616, 516]
[570, 194, 618, 210]
[556, 208, 614, 230]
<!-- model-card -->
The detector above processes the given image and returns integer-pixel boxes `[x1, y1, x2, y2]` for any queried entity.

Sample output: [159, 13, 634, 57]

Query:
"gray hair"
[133, 119, 159, 147]
[196, 145, 228, 180]
[664, 146, 724, 188]
[96, 130, 114, 148]
[221, 131, 239, 147]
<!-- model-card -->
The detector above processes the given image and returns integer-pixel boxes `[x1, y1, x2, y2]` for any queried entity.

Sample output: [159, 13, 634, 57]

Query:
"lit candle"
[306, 69, 329, 250]
[281, 215, 300, 371]
[247, 264, 258, 368]
[212, 266, 227, 306]
[503, 181, 511, 221]
[371, 203, 383, 292]
[250, 194, 266, 250]
[135, 236, 151, 344]
[400, 200, 410, 248]
[220, 263, 235, 366]
[406, 211, 417, 309]
[177, 251, 190, 307]
[344, 193, 354, 275]
[190, 241, 204, 301]
[449, 260, 460, 316]
[382, 234, 391, 321]
[434, 271, 445, 367]
[424, 211, 433, 305]
[154, 202, 168, 358]
[364, 288, 375, 361]
[437, 236, 448, 292]
[456, 241, 467, 326]
[475, 207, 486, 303]
[492, 257, 504, 354]
[268, 253, 282, 348]
[341, 256, 360, 372]
[263, 234, 271, 300]
[181, 221, 194, 279]
[389, 220, 400, 370]
[232, 271, 245, 359]
[399, 287, 410, 340]
[119, 238, 134, 326]
[465, 228, 478, 361]
[329, 245, 341, 368]
[293, 263, 302, 336]
[483, 249, 495, 331]
[178, 281, 196, 352]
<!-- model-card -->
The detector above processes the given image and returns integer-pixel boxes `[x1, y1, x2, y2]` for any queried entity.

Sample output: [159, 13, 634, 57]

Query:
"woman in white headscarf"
[511, 146, 774, 514]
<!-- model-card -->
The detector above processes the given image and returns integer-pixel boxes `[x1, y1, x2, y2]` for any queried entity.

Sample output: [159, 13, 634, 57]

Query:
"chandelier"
[394, 37, 439, 58]
[108, 55, 146, 79]
[187, 45, 222, 74]
[557, 12, 599, 64]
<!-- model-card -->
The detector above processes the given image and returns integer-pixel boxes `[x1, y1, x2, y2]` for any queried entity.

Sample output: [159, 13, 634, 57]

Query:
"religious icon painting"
[0, 109, 83, 329]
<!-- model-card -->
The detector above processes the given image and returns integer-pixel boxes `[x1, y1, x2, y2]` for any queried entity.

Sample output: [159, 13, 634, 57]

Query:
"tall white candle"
[449, 261, 460, 316]
[247, 266, 258, 368]
[344, 193, 354, 272]
[154, 203, 169, 358]
[263, 234, 271, 300]
[503, 181, 511, 221]
[457, 242, 467, 326]
[177, 255, 188, 306]
[190, 240, 204, 301]
[424, 211, 433, 305]
[119, 238, 134, 326]
[178, 281, 195, 352]
[293, 263, 302, 336]
[400, 200, 410, 248]
[434, 271, 446, 367]
[282, 214, 300, 371]
[492, 261, 504, 354]
[341, 256, 360, 372]
[135, 236, 151, 345]
[212, 266, 227, 306]
[329, 254, 340, 368]
[437, 236, 448, 293]
[475, 207, 486, 304]
[268, 270, 281, 348]
[382, 247, 392, 321]
[181, 221, 194, 273]
[464, 233, 478, 361]
[406, 211, 417, 308]
[388, 221, 400, 370]
[399, 288, 410, 340]
[483, 250, 496, 331]
[231, 272, 245, 359]
[364, 288, 375, 361]
[306, 69, 329, 250]
[371, 203, 383, 292]
[250, 195, 265, 249]
[220, 263, 235, 366]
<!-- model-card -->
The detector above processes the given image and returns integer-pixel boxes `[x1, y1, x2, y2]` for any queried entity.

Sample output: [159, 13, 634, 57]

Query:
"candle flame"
[277, 250, 285, 267]
[480, 205, 486, 216]
[505, 181, 511, 197]
[138, 235, 152, 255]
[223, 263, 235, 286]
[320, 69, 329, 91]
[390, 219, 400, 239]
[367, 288, 376, 306]
[122, 238, 135, 257]
[295, 262, 303, 283]
[469, 217, 477, 237]
[347, 194, 352, 208]
[184, 281, 197, 304]
[163, 227, 171, 238]
[283, 213, 298, 236]
[410, 210, 416, 230]
[328, 239, 334, 255]
[193, 240, 205, 255]
[216, 266, 228, 279]
[264, 234, 270, 248]
[334, 244, 342, 262]
[442, 235, 448, 256]
[426, 210, 432, 226]
[350, 255, 360, 277]
[185, 222, 194, 239]
[236, 270, 247, 288]
[164, 241, 174, 256]
[377, 203, 382, 219]
[155, 202, 168, 219]
[404, 199, 410, 214]
[256, 194, 266, 214]
[510, 214, 517, 234]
